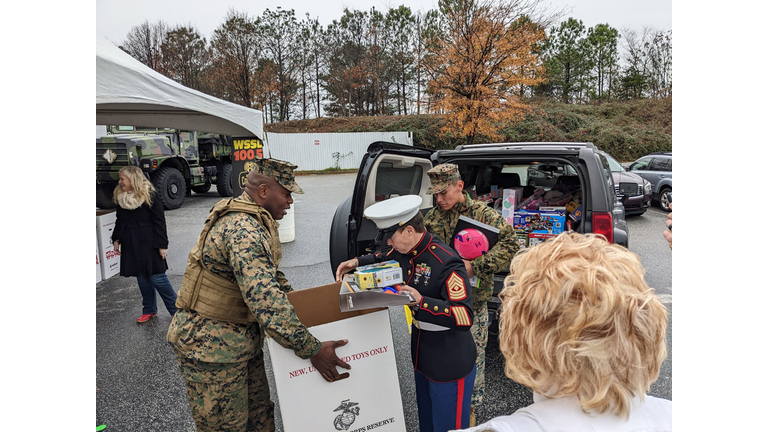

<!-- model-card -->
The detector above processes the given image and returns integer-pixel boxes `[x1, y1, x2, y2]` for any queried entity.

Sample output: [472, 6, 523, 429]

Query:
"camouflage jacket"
[167, 193, 321, 363]
[424, 191, 519, 307]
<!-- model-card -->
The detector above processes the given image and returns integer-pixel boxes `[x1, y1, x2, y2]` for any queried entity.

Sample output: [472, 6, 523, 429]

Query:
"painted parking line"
[656, 293, 672, 304]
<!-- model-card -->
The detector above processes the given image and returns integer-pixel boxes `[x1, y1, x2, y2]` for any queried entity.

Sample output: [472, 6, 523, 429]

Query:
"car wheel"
[659, 187, 672, 212]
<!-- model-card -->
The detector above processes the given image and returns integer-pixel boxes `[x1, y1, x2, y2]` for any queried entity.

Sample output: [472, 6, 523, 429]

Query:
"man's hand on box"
[113, 241, 121, 256]
[335, 258, 359, 282]
[311, 339, 351, 382]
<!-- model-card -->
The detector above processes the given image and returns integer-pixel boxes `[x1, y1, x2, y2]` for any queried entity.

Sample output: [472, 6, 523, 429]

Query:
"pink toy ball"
[454, 228, 490, 260]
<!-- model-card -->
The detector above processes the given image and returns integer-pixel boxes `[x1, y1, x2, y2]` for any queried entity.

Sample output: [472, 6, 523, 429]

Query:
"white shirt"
[456, 394, 672, 432]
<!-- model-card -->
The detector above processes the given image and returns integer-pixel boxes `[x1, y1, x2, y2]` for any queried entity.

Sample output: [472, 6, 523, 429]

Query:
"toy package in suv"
[515, 232, 529, 249]
[528, 232, 557, 247]
[501, 187, 524, 225]
[513, 209, 566, 234]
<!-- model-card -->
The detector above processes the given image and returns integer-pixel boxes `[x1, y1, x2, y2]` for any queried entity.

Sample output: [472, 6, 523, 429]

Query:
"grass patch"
[266, 97, 672, 161]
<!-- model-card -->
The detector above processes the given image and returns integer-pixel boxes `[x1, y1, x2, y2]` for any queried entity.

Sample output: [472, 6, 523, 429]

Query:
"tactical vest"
[175, 198, 282, 325]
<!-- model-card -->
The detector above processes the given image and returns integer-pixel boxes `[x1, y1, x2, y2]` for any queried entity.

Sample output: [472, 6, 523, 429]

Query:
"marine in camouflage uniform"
[422, 164, 519, 417]
[167, 158, 348, 432]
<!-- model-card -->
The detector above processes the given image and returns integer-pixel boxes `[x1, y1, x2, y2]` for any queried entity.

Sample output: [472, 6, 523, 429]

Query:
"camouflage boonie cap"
[427, 163, 460, 194]
[251, 158, 304, 194]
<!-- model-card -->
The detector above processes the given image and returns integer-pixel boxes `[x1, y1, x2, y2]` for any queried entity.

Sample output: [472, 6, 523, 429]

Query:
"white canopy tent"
[96, 36, 267, 147]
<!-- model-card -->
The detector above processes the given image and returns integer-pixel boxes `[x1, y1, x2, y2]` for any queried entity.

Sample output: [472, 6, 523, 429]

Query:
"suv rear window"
[649, 157, 672, 171]
[374, 162, 424, 201]
[455, 160, 585, 234]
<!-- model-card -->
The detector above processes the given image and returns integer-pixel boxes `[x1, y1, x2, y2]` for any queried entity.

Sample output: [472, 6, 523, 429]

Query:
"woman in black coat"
[111, 166, 177, 323]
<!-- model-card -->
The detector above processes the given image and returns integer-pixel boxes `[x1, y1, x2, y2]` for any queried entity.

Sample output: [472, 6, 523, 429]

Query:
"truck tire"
[192, 182, 211, 194]
[151, 166, 186, 210]
[217, 164, 234, 197]
[329, 196, 353, 276]
[96, 184, 116, 209]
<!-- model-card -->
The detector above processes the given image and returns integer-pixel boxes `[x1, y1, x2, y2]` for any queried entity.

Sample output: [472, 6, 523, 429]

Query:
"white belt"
[412, 319, 449, 332]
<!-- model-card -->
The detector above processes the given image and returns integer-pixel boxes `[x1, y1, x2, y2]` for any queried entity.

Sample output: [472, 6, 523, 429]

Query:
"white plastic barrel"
[278, 203, 296, 243]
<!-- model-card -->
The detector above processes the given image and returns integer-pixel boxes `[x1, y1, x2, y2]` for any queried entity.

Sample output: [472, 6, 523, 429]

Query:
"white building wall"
[265, 132, 413, 171]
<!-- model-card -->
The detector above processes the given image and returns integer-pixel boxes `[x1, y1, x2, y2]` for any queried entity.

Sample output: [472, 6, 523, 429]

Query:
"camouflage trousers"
[174, 348, 275, 432]
[470, 301, 488, 407]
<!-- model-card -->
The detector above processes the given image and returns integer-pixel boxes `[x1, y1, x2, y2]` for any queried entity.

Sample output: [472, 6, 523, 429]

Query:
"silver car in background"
[628, 152, 672, 212]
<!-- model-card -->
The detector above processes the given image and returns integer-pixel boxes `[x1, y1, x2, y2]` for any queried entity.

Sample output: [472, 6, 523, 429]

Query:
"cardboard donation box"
[96, 210, 120, 280]
[267, 282, 406, 432]
[96, 236, 102, 283]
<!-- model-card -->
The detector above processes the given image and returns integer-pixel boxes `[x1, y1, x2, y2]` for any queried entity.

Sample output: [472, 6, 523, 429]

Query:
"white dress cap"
[364, 195, 423, 230]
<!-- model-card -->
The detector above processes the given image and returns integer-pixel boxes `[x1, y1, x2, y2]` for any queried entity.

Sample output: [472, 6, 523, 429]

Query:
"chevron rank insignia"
[447, 272, 467, 301]
[452, 306, 471, 326]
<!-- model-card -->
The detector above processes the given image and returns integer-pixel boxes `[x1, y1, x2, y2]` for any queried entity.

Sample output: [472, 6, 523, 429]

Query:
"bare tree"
[260, 7, 301, 121]
[209, 9, 262, 108]
[161, 24, 210, 91]
[121, 20, 168, 70]
[621, 27, 672, 98]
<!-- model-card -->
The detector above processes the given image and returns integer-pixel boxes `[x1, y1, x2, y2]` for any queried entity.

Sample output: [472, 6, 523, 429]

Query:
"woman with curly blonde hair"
[111, 166, 177, 323]
[458, 233, 670, 431]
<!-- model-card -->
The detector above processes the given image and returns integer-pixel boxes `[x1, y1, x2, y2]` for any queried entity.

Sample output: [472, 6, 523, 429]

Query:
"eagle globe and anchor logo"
[238, 161, 258, 189]
[333, 399, 360, 431]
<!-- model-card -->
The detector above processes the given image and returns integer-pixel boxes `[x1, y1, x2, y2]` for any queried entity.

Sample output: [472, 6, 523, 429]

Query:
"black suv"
[329, 141, 628, 323]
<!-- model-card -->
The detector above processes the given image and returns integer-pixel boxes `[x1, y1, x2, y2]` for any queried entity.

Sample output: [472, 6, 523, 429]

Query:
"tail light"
[592, 212, 614, 243]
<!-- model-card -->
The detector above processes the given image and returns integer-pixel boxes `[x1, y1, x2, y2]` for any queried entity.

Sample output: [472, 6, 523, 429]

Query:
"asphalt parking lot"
[95, 173, 672, 431]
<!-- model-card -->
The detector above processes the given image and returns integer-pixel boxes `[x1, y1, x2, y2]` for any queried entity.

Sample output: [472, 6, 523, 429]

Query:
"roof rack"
[454, 142, 595, 151]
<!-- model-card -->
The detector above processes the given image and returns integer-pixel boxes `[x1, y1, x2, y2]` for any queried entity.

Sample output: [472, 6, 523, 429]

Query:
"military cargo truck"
[96, 126, 235, 210]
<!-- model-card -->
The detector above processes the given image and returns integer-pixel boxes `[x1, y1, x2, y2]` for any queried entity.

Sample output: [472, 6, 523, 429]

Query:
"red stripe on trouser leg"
[455, 376, 465, 429]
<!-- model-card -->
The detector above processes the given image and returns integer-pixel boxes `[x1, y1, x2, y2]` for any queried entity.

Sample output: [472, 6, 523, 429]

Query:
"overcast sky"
[96, 0, 671, 44]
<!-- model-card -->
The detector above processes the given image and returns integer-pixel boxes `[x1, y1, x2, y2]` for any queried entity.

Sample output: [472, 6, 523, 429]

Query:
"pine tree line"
[117, 0, 671, 142]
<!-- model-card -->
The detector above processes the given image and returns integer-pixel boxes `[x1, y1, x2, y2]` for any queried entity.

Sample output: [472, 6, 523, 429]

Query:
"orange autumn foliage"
[427, 0, 548, 144]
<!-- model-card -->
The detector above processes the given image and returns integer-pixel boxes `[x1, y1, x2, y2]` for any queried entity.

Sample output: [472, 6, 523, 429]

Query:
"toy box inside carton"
[512, 209, 566, 234]
[97, 210, 120, 280]
[354, 260, 404, 289]
[266, 282, 407, 432]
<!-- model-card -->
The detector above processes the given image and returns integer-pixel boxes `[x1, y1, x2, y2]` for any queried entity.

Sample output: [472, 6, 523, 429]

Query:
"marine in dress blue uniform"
[342, 195, 477, 432]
